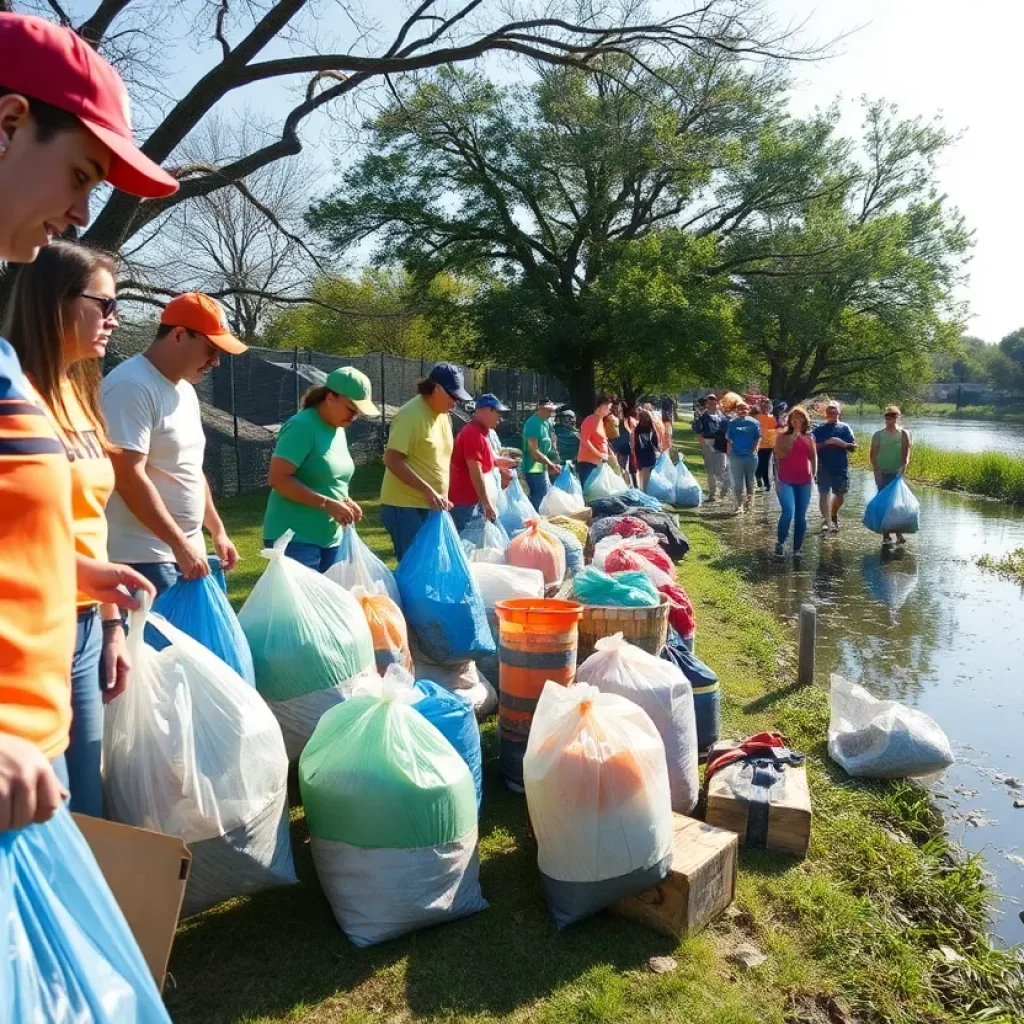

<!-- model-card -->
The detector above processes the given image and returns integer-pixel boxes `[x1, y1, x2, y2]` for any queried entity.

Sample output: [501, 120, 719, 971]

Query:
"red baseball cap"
[0, 14, 178, 199]
[160, 293, 247, 355]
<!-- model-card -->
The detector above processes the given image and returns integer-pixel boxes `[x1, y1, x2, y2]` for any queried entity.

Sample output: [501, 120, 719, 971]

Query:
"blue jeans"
[525, 471, 549, 508]
[128, 561, 181, 597]
[577, 462, 598, 489]
[777, 482, 812, 551]
[263, 538, 342, 573]
[67, 607, 104, 817]
[380, 505, 429, 562]
[449, 504, 480, 533]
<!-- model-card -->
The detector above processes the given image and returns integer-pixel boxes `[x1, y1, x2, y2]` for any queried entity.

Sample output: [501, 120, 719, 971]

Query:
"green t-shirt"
[263, 406, 354, 548]
[522, 413, 557, 474]
[379, 395, 453, 508]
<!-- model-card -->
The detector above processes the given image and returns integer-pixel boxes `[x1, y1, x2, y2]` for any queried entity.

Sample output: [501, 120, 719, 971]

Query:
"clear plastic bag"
[523, 680, 673, 927]
[470, 563, 546, 609]
[862, 477, 920, 535]
[460, 513, 510, 564]
[151, 570, 255, 685]
[238, 530, 376, 757]
[577, 634, 698, 812]
[593, 535, 673, 586]
[827, 674, 953, 778]
[325, 525, 401, 605]
[0, 807, 172, 1024]
[673, 455, 702, 508]
[352, 583, 413, 674]
[396, 511, 495, 665]
[540, 464, 585, 516]
[507, 518, 566, 586]
[584, 461, 629, 503]
[104, 594, 295, 915]
[571, 566, 660, 607]
[498, 474, 537, 535]
[298, 677, 486, 946]
[646, 451, 677, 504]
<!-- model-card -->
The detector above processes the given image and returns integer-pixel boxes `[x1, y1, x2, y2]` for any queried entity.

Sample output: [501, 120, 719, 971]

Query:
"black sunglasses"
[78, 292, 118, 319]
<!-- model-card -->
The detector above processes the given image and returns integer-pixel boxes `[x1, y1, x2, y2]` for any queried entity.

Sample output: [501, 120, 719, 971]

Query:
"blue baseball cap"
[428, 362, 473, 402]
[475, 393, 509, 412]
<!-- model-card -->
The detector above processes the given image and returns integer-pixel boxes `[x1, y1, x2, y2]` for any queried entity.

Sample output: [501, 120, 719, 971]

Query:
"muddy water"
[694, 472, 1024, 944]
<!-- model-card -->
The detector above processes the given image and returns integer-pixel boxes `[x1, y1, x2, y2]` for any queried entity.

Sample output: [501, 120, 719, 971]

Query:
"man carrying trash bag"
[380, 362, 472, 559]
[449, 393, 509, 532]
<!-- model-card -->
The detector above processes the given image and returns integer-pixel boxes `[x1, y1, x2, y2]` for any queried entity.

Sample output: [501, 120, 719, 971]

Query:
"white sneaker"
[821, 518, 832, 534]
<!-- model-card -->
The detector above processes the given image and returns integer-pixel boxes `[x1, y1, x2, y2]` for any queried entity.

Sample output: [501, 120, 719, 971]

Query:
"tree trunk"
[565, 357, 597, 419]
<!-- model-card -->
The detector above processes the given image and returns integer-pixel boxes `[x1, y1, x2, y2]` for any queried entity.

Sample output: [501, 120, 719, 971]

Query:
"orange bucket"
[495, 598, 583, 792]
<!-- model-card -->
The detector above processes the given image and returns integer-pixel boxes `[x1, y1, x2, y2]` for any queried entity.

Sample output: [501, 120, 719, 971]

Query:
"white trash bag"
[827, 674, 954, 779]
[104, 594, 295, 916]
[325, 524, 401, 604]
[576, 633, 699, 813]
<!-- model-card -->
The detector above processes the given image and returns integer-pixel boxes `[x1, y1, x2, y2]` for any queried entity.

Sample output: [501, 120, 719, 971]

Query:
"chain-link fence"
[104, 334, 569, 497]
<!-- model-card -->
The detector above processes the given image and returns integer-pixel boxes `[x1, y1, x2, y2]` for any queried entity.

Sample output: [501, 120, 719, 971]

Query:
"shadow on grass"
[165, 726, 679, 1024]
[742, 680, 812, 716]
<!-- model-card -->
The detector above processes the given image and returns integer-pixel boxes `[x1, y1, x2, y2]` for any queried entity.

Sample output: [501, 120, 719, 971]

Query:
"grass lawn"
[163, 456, 1023, 1024]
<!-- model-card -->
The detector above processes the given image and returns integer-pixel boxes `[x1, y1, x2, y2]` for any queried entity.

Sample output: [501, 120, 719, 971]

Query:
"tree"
[121, 114, 318, 339]
[2, 0, 804, 272]
[308, 52, 837, 411]
[728, 100, 972, 405]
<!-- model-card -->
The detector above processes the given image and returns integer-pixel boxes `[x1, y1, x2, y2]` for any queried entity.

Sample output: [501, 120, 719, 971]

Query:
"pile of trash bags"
[325, 524, 401, 605]
[863, 477, 920, 536]
[577, 634, 699, 813]
[507, 519, 565, 586]
[523, 681, 673, 928]
[827, 675, 953, 778]
[0, 807, 172, 1023]
[645, 451, 677, 505]
[299, 674, 487, 946]
[238, 531, 376, 758]
[151, 557, 254, 685]
[539, 463, 586, 517]
[105, 595, 295, 916]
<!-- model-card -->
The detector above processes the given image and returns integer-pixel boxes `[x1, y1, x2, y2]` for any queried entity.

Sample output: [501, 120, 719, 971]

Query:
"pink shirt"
[777, 434, 814, 485]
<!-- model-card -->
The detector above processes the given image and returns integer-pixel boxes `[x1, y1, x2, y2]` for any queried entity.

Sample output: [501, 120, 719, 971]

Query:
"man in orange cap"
[102, 293, 247, 596]
[0, 13, 178, 832]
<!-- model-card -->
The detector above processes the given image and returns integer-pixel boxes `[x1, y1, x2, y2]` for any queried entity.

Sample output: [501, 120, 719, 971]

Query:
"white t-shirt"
[101, 354, 207, 563]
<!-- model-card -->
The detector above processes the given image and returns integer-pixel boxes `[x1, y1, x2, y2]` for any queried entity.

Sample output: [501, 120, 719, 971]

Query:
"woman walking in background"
[773, 405, 817, 559]
[869, 405, 912, 546]
[264, 367, 380, 571]
[4, 241, 146, 815]
[611, 403, 636, 485]
[755, 398, 777, 492]
[632, 407, 660, 490]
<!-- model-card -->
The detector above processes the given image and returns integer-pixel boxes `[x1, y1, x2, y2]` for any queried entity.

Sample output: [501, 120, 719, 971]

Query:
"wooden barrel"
[496, 598, 583, 793]
[576, 595, 670, 665]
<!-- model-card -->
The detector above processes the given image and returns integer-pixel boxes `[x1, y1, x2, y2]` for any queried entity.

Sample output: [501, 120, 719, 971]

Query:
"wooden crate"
[704, 739, 811, 857]
[612, 814, 737, 938]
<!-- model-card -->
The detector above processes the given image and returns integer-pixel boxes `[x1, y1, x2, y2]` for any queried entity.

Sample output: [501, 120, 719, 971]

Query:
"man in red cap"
[103, 293, 247, 596]
[0, 14, 178, 832]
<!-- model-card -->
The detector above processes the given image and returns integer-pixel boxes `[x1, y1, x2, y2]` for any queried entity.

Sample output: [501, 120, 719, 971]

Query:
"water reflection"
[846, 413, 1024, 457]
[695, 471, 1024, 944]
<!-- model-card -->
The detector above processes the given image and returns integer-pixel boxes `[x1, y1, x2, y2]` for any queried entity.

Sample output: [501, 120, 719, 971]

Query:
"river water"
[693, 471, 1024, 945]
[845, 413, 1024, 457]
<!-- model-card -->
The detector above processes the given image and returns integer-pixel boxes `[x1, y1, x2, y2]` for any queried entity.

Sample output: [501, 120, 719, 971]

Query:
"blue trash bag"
[661, 626, 719, 755]
[461, 513, 510, 563]
[674, 457, 702, 508]
[0, 806, 172, 1023]
[414, 677, 483, 807]
[397, 510, 496, 664]
[554, 462, 584, 502]
[499, 474, 537, 536]
[621, 487, 664, 511]
[545, 523, 585, 576]
[863, 476, 920, 535]
[646, 452, 677, 505]
[150, 562, 256, 686]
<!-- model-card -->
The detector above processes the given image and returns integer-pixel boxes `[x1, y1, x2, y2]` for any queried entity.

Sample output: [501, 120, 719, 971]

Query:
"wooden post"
[797, 603, 816, 686]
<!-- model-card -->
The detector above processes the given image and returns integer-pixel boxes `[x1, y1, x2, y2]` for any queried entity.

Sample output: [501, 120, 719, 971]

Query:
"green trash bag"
[572, 566, 660, 607]
[299, 685, 487, 946]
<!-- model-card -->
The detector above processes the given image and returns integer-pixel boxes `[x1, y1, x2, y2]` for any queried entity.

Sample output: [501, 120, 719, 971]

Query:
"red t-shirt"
[777, 434, 814, 485]
[449, 420, 495, 506]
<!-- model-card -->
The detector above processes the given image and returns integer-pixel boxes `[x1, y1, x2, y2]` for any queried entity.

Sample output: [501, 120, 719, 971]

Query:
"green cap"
[326, 366, 379, 417]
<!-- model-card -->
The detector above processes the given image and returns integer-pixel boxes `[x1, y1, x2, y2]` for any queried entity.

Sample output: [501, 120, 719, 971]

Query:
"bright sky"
[776, 0, 1022, 344]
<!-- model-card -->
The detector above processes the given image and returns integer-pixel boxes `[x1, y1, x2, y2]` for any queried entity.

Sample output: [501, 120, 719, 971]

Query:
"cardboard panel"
[73, 813, 191, 990]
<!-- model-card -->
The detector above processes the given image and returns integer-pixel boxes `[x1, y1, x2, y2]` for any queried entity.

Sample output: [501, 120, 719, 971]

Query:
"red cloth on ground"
[610, 516, 655, 540]
[658, 581, 696, 638]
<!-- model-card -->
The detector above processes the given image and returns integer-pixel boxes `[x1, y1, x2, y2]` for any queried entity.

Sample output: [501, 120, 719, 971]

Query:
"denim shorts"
[816, 468, 849, 495]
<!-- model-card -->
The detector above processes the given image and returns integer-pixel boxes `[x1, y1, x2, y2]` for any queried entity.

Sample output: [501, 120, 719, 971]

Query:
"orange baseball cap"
[160, 293, 247, 355]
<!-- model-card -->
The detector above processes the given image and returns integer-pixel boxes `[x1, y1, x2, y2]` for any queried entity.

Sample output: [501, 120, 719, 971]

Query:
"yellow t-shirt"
[54, 380, 115, 606]
[380, 395, 453, 508]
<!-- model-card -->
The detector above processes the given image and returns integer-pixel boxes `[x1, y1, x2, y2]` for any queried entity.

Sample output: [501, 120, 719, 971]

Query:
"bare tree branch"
[214, 0, 231, 60]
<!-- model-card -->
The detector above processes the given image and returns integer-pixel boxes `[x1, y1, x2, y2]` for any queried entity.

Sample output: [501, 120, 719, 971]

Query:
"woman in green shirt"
[869, 404, 912, 545]
[263, 366, 380, 571]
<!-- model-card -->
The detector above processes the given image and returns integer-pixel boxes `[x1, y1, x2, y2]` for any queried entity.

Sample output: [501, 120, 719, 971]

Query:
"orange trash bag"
[506, 519, 566, 587]
[352, 584, 413, 675]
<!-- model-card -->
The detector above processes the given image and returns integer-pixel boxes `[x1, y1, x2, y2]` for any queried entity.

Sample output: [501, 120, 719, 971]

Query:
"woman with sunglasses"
[869, 405, 912, 545]
[4, 239, 133, 816]
[263, 367, 380, 572]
